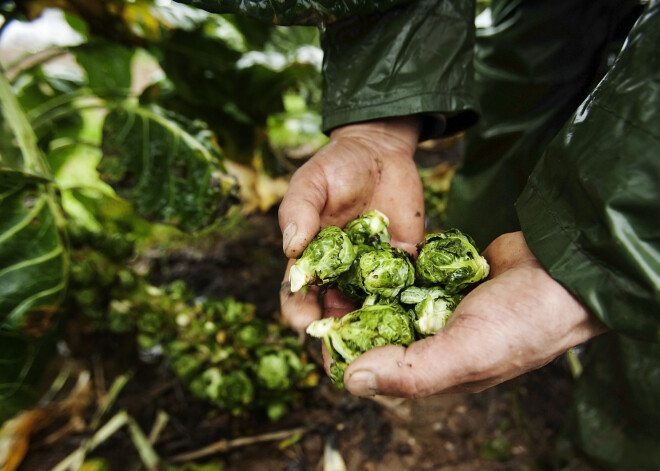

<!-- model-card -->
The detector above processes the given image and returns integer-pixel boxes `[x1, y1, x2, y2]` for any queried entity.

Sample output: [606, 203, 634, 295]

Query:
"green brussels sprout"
[306, 303, 414, 387]
[170, 353, 204, 381]
[107, 299, 134, 333]
[233, 321, 268, 349]
[218, 297, 256, 324]
[416, 228, 490, 293]
[266, 401, 289, 422]
[189, 368, 254, 415]
[343, 209, 391, 252]
[407, 290, 463, 336]
[357, 246, 415, 301]
[336, 258, 367, 301]
[256, 352, 296, 390]
[399, 285, 448, 304]
[289, 225, 357, 292]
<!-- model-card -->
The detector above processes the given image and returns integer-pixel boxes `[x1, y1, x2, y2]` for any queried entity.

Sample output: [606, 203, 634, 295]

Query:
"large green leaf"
[0, 65, 67, 333]
[0, 179, 67, 333]
[100, 104, 238, 232]
[73, 39, 135, 96]
[0, 328, 57, 424]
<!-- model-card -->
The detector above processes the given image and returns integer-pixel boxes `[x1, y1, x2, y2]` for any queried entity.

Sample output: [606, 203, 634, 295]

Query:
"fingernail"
[282, 222, 297, 253]
[347, 370, 378, 396]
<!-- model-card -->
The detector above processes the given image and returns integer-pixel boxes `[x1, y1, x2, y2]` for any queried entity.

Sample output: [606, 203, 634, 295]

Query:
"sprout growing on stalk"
[416, 229, 490, 293]
[289, 225, 357, 292]
[306, 303, 414, 387]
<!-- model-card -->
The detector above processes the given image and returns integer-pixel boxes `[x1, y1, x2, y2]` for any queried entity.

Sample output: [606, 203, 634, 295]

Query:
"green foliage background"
[0, 0, 326, 424]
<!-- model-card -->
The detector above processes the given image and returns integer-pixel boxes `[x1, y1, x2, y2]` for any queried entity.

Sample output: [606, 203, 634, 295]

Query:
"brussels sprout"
[343, 209, 391, 252]
[357, 246, 415, 302]
[289, 225, 357, 292]
[170, 353, 204, 381]
[415, 293, 462, 335]
[189, 368, 254, 415]
[416, 228, 490, 293]
[401, 286, 462, 335]
[306, 303, 414, 387]
[336, 260, 367, 301]
[399, 285, 448, 305]
[256, 352, 297, 390]
[234, 321, 268, 349]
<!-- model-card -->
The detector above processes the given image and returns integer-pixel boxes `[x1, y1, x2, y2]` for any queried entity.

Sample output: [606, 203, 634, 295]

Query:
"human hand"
[338, 231, 607, 397]
[279, 117, 425, 331]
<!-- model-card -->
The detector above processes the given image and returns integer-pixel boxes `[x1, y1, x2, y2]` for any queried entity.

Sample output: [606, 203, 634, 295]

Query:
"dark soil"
[19, 208, 578, 471]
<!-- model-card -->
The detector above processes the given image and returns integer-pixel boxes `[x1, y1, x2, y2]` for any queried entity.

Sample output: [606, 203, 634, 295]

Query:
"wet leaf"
[0, 180, 66, 334]
[100, 104, 238, 232]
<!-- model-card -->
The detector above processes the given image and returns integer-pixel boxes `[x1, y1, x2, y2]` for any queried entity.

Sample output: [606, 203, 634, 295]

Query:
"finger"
[280, 260, 322, 332]
[342, 305, 517, 397]
[381, 165, 426, 254]
[482, 232, 535, 278]
[278, 163, 326, 259]
[322, 288, 358, 318]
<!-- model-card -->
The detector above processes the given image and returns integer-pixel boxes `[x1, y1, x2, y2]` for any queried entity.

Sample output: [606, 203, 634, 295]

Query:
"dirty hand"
[279, 117, 425, 331]
[341, 231, 608, 397]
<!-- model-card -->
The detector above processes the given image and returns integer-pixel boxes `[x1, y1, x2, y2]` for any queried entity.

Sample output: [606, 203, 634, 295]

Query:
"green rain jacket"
[177, 1, 660, 469]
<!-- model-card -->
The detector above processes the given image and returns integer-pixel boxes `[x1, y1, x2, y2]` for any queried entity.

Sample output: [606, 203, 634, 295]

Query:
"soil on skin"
[18, 209, 578, 471]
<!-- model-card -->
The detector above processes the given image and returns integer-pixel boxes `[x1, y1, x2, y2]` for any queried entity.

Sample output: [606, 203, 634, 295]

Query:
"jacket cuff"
[320, 0, 478, 138]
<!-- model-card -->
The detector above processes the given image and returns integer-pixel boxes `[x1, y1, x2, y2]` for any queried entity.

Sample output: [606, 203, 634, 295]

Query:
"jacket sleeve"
[175, 0, 412, 25]
[320, 0, 478, 137]
[516, 2, 660, 342]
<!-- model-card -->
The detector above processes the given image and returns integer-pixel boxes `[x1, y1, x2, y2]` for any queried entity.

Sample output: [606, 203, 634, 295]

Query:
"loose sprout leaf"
[400, 285, 449, 305]
[412, 293, 463, 336]
[100, 104, 239, 233]
[289, 225, 357, 292]
[416, 228, 490, 293]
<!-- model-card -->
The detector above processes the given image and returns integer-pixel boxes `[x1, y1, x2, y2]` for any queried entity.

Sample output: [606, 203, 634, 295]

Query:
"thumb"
[342, 317, 508, 397]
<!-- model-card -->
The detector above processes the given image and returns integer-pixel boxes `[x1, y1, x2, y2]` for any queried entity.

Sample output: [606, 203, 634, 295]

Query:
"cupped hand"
[279, 117, 425, 331]
[341, 231, 608, 397]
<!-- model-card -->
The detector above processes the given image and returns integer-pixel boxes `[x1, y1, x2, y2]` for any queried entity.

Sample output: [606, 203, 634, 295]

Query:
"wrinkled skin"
[279, 118, 606, 398]
[279, 117, 425, 331]
[341, 231, 607, 397]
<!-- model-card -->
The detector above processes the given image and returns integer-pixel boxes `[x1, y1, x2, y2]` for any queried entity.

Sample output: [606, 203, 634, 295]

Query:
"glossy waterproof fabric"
[444, 0, 644, 249]
[320, 0, 478, 135]
[516, 5, 660, 468]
